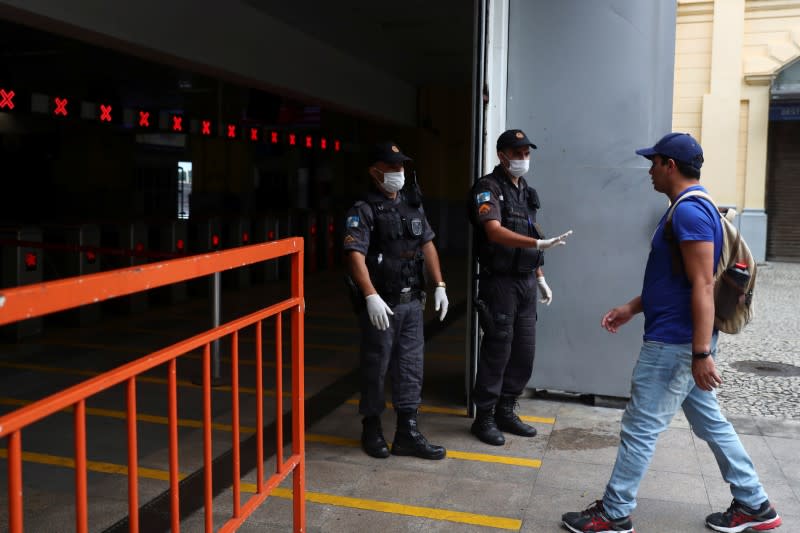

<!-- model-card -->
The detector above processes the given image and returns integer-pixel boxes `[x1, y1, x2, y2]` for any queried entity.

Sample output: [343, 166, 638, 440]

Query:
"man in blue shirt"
[562, 133, 781, 533]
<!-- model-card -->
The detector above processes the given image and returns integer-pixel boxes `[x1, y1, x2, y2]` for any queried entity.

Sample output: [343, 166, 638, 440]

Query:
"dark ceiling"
[0, 2, 475, 120]
[244, 0, 475, 86]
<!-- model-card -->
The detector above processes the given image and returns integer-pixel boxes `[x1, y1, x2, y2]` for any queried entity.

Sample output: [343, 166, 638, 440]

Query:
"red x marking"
[138, 111, 150, 127]
[100, 104, 112, 122]
[172, 116, 183, 132]
[54, 97, 68, 116]
[250, 128, 258, 141]
[227, 125, 237, 138]
[0, 89, 15, 110]
[201, 120, 212, 135]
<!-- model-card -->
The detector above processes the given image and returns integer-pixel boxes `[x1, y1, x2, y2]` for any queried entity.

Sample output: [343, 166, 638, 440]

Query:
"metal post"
[212, 272, 221, 380]
[177, 167, 186, 219]
[466, 0, 488, 418]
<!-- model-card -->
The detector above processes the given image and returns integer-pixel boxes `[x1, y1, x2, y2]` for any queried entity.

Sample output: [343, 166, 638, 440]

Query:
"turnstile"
[0, 226, 44, 339]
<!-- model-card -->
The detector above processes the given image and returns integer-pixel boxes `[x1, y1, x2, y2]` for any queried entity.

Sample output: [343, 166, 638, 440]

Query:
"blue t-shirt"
[641, 185, 723, 344]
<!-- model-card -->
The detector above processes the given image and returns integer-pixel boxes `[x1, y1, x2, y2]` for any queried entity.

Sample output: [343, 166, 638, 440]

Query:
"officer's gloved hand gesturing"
[434, 286, 449, 321]
[535, 230, 573, 250]
[537, 276, 553, 306]
[365, 294, 394, 331]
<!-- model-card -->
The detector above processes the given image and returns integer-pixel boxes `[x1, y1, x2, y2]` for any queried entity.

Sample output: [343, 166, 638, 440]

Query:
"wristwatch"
[436, 282, 446, 288]
[691, 351, 711, 359]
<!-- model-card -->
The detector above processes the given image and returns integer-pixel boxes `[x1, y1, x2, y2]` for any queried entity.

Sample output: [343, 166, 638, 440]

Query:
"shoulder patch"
[478, 204, 491, 216]
[343, 235, 356, 245]
[346, 216, 360, 228]
[476, 191, 491, 204]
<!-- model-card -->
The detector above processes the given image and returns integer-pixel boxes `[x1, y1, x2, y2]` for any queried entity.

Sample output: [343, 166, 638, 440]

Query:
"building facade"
[674, 0, 800, 261]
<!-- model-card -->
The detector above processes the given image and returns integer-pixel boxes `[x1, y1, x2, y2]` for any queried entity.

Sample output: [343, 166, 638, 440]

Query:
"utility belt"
[382, 289, 426, 307]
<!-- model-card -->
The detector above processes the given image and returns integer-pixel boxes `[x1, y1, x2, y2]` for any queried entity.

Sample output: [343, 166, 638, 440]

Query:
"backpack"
[664, 190, 756, 334]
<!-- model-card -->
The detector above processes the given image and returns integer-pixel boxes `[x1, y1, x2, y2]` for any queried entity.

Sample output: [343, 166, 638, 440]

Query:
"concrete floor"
[1, 257, 798, 532]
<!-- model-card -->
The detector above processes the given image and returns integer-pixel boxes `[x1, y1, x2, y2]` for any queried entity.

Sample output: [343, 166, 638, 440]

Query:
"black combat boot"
[495, 396, 537, 437]
[391, 409, 446, 460]
[361, 416, 390, 458]
[471, 406, 505, 445]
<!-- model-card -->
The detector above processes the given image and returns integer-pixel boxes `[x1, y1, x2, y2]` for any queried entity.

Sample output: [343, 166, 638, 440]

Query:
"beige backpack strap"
[665, 190, 717, 222]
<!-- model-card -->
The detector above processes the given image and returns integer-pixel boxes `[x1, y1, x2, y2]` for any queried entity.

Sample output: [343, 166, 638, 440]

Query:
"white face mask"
[506, 158, 530, 177]
[380, 171, 405, 193]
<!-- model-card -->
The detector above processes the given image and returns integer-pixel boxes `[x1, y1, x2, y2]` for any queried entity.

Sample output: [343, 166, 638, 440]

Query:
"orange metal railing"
[0, 239, 305, 532]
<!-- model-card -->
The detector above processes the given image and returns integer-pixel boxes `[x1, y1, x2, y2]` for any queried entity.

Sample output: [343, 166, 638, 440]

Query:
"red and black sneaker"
[706, 499, 782, 532]
[561, 500, 634, 533]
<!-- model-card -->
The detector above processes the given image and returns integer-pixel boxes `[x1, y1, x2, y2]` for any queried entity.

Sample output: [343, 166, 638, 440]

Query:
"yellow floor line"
[446, 450, 540, 468]
[0, 448, 522, 530]
[22, 336, 458, 363]
[298, 342, 459, 362]
[34, 339, 143, 354]
[29, 339, 349, 376]
[265, 486, 522, 530]
[0, 448, 178, 481]
[0, 361, 293, 398]
[0, 397, 541, 469]
[181, 353, 348, 376]
[344, 399, 556, 425]
[304, 433, 541, 468]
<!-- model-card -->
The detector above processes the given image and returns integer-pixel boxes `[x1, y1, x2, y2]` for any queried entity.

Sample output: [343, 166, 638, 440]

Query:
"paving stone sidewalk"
[716, 262, 800, 419]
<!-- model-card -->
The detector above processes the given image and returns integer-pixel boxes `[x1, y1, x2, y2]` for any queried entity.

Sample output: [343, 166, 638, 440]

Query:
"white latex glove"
[536, 230, 573, 250]
[537, 276, 553, 306]
[365, 294, 394, 331]
[434, 286, 449, 321]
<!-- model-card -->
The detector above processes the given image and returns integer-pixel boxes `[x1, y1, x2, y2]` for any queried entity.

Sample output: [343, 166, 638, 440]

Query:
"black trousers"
[473, 273, 537, 410]
[357, 299, 424, 416]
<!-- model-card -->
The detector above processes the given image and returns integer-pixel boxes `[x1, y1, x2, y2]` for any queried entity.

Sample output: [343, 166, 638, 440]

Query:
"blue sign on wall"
[770, 102, 800, 121]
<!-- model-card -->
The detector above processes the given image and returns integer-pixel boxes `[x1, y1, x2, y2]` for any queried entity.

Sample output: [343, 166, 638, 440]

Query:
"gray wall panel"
[0, 0, 416, 125]
[506, 0, 676, 397]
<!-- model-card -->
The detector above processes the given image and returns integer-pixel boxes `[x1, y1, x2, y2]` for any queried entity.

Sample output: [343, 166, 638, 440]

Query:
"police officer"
[468, 129, 572, 446]
[343, 141, 448, 460]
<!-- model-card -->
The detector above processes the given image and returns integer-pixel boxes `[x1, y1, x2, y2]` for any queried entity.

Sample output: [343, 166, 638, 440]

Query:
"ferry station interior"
[0, 2, 488, 530]
[5, 1, 773, 532]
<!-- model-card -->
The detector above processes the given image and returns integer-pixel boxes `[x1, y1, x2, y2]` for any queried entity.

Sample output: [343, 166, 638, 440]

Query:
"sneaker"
[706, 499, 782, 532]
[561, 500, 634, 533]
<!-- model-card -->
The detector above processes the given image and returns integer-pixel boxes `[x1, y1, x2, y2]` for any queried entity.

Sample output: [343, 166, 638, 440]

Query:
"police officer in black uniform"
[343, 141, 449, 460]
[468, 129, 572, 446]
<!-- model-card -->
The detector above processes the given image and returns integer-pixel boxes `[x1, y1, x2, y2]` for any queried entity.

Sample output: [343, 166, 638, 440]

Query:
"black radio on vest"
[475, 180, 543, 274]
[365, 195, 425, 301]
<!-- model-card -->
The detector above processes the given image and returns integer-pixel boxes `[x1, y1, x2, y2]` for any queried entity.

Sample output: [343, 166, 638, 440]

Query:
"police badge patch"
[411, 218, 423, 236]
[476, 191, 491, 204]
[346, 216, 360, 228]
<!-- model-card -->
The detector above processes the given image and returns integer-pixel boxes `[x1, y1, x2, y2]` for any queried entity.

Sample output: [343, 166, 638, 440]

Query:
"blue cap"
[636, 132, 704, 170]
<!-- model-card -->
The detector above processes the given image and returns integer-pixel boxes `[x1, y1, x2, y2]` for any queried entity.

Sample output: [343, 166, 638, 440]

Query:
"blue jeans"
[603, 336, 768, 519]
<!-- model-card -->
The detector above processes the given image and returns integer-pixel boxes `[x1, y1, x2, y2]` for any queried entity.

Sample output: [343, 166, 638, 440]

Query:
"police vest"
[474, 174, 544, 274]
[365, 193, 426, 297]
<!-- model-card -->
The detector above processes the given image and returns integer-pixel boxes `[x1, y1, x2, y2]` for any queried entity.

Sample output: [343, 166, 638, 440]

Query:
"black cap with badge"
[496, 129, 537, 151]
[369, 141, 413, 165]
